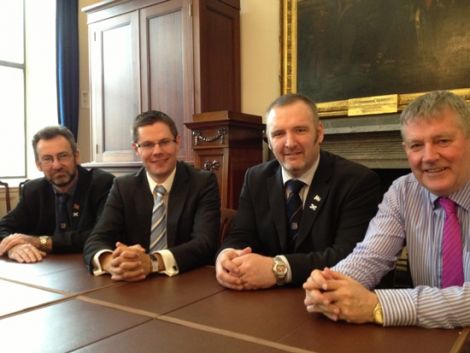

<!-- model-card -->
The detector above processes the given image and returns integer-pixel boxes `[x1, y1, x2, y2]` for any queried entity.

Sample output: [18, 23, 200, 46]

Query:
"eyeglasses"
[39, 152, 74, 166]
[135, 138, 176, 151]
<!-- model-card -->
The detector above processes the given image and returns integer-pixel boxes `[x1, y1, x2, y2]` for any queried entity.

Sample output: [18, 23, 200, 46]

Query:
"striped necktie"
[150, 185, 167, 251]
[439, 197, 464, 288]
[285, 179, 305, 240]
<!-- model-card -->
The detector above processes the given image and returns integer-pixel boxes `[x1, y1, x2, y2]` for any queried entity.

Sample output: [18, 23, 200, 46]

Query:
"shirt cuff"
[376, 288, 417, 326]
[155, 249, 179, 277]
[92, 249, 113, 276]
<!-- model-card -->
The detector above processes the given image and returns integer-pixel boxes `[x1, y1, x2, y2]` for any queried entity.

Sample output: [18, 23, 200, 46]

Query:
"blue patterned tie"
[286, 179, 304, 240]
[56, 193, 70, 232]
[150, 185, 167, 251]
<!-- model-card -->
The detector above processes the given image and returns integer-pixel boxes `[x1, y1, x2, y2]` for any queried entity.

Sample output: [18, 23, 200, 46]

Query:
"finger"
[115, 268, 146, 282]
[221, 258, 242, 275]
[216, 270, 244, 289]
[22, 246, 43, 263]
[128, 244, 146, 252]
[238, 247, 252, 255]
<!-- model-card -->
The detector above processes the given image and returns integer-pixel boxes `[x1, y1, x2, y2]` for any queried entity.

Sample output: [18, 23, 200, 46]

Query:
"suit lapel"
[166, 163, 188, 247]
[267, 166, 288, 250]
[295, 152, 332, 250]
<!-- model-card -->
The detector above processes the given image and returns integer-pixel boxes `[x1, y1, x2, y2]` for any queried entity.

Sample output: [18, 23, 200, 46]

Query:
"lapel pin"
[73, 203, 80, 210]
[314, 195, 321, 202]
[309, 204, 317, 211]
[73, 212, 79, 217]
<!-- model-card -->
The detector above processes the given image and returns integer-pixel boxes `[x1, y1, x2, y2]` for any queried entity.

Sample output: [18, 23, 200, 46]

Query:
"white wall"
[240, 0, 280, 118]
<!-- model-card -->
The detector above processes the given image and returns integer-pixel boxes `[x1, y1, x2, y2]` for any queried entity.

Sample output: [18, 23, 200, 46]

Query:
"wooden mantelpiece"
[185, 111, 265, 209]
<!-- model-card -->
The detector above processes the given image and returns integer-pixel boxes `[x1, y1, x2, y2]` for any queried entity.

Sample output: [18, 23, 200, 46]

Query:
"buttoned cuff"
[92, 249, 113, 276]
[375, 289, 417, 326]
[155, 249, 179, 276]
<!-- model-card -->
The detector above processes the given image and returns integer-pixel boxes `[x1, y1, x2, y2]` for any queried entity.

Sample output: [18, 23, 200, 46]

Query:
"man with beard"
[0, 126, 114, 263]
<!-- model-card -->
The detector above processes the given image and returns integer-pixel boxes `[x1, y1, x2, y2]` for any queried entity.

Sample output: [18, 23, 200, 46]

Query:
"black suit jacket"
[220, 150, 381, 285]
[83, 162, 220, 273]
[0, 166, 115, 253]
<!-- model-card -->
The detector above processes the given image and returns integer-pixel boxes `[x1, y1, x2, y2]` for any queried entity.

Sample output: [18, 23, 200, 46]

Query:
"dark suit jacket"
[83, 162, 221, 273]
[0, 166, 115, 253]
[220, 150, 381, 286]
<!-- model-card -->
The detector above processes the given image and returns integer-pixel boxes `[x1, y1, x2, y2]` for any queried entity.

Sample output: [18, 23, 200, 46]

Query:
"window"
[0, 0, 25, 178]
[0, 0, 57, 181]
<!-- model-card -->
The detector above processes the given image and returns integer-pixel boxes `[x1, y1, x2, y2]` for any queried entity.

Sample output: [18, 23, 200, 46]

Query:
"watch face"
[275, 263, 287, 276]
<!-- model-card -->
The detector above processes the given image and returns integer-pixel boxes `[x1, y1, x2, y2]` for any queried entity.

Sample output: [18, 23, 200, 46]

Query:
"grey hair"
[400, 90, 470, 138]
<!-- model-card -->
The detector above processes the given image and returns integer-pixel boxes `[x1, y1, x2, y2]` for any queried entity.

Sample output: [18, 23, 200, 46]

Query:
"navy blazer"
[0, 166, 115, 253]
[220, 150, 382, 285]
[83, 162, 221, 273]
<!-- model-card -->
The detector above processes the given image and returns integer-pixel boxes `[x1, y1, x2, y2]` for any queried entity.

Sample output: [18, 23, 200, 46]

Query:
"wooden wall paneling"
[140, 0, 194, 162]
[89, 11, 140, 162]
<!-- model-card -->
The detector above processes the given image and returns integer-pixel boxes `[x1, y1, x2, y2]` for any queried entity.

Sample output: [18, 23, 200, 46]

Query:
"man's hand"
[7, 243, 46, 263]
[0, 233, 39, 256]
[232, 253, 277, 290]
[102, 242, 152, 282]
[215, 247, 252, 290]
[303, 268, 378, 324]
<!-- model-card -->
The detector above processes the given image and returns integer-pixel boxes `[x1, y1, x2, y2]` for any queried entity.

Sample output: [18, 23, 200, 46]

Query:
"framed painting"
[282, 0, 470, 117]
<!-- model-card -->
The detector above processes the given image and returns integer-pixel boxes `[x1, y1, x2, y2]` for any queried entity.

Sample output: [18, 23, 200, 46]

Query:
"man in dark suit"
[84, 110, 220, 281]
[216, 93, 381, 290]
[0, 126, 114, 263]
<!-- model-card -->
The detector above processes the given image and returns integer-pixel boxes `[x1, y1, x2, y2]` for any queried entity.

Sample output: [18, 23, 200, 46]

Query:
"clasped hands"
[303, 268, 378, 324]
[101, 242, 153, 282]
[216, 247, 277, 290]
[0, 233, 46, 263]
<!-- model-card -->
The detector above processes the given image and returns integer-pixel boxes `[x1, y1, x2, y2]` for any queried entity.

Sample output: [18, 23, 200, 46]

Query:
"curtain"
[56, 0, 79, 139]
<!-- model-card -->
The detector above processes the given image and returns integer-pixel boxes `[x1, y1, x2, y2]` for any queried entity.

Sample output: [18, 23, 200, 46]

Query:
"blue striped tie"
[150, 185, 167, 251]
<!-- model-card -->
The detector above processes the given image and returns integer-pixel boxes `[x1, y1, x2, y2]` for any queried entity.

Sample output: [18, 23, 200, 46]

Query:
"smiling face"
[267, 100, 324, 178]
[134, 122, 180, 183]
[402, 107, 470, 196]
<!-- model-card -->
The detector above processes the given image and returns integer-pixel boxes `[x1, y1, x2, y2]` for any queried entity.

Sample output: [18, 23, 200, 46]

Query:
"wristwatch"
[38, 236, 50, 252]
[372, 302, 384, 325]
[149, 253, 159, 273]
[272, 256, 288, 286]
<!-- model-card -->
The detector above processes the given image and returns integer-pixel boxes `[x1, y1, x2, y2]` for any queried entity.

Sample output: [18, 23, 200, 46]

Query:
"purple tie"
[439, 197, 464, 288]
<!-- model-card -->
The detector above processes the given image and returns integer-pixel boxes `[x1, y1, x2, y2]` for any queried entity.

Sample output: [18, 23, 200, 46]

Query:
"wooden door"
[89, 11, 141, 162]
[140, 0, 194, 162]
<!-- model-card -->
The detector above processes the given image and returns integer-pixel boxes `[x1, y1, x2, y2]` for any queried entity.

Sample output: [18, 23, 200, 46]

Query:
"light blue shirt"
[334, 173, 470, 328]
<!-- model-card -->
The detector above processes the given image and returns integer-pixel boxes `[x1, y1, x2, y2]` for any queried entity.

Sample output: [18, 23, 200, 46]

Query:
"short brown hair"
[132, 110, 178, 142]
[32, 126, 77, 161]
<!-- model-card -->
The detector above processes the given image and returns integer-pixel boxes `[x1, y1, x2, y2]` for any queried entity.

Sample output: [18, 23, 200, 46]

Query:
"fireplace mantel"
[321, 113, 409, 169]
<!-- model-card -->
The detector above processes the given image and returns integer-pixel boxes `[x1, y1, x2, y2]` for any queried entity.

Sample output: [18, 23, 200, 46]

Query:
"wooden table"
[0, 254, 468, 353]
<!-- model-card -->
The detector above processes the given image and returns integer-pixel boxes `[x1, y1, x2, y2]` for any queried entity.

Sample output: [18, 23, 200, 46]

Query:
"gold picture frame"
[281, 0, 470, 118]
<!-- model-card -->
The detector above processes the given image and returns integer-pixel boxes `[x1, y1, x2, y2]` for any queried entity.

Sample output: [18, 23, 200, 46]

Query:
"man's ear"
[74, 149, 81, 164]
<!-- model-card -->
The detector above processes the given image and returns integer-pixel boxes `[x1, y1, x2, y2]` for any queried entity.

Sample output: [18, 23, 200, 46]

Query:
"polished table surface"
[0, 254, 468, 353]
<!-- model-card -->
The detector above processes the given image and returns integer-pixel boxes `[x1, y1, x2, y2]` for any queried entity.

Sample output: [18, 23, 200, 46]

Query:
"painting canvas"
[290, 0, 470, 105]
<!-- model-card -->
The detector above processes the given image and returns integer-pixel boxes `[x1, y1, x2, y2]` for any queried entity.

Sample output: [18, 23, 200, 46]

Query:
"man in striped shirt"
[303, 90, 470, 328]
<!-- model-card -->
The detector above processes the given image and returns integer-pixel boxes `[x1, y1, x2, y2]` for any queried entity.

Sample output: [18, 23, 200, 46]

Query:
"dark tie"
[150, 185, 167, 251]
[56, 193, 70, 232]
[286, 179, 305, 240]
[439, 197, 464, 288]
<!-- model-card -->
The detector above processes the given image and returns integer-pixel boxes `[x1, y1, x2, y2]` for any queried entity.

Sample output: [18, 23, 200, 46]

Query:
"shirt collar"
[146, 166, 177, 195]
[281, 153, 320, 187]
[429, 181, 470, 211]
